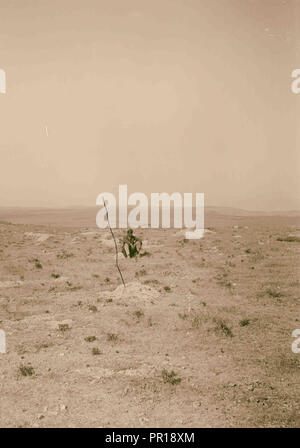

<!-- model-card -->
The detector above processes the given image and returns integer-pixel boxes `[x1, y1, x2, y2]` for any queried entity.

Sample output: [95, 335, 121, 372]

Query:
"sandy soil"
[0, 210, 299, 427]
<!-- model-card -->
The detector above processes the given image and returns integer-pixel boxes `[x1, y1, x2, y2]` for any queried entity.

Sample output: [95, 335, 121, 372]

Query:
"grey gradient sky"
[0, 0, 299, 210]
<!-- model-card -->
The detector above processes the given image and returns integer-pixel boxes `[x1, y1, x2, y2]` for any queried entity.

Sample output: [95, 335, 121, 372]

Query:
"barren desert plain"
[0, 207, 299, 427]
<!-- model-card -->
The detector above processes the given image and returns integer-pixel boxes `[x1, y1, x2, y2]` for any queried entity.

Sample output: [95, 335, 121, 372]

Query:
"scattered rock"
[0, 280, 22, 288]
[174, 228, 213, 238]
[24, 232, 51, 243]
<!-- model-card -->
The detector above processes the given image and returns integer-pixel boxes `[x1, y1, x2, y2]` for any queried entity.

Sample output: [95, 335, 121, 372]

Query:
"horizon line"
[0, 204, 299, 215]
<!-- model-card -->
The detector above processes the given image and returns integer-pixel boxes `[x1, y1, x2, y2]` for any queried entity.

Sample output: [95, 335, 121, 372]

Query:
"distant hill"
[0, 205, 299, 227]
[206, 206, 300, 217]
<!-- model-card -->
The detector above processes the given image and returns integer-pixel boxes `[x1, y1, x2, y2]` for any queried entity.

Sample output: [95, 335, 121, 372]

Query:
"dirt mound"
[105, 281, 160, 305]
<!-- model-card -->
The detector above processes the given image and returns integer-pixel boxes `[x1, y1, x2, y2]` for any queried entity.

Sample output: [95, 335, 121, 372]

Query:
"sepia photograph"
[0, 0, 299, 433]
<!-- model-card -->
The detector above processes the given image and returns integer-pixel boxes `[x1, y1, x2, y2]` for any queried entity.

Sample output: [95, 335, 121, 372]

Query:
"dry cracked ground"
[0, 209, 299, 427]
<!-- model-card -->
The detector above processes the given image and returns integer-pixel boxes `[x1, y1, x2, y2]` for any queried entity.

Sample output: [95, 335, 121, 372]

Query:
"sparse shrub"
[36, 342, 51, 350]
[35, 260, 42, 269]
[88, 305, 98, 312]
[143, 279, 160, 285]
[240, 318, 250, 327]
[266, 288, 283, 298]
[134, 310, 144, 319]
[135, 269, 147, 277]
[215, 271, 231, 287]
[178, 312, 188, 320]
[164, 286, 171, 292]
[51, 273, 60, 279]
[191, 315, 202, 329]
[92, 347, 101, 355]
[57, 251, 74, 259]
[214, 319, 233, 337]
[85, 336, 97, 342]
[107, 333, 118, 342]
[58, 323, 70, 332]
[277, 236, 300, 243]
[19, 364, 35, 377]
[162, 369, 182, 385]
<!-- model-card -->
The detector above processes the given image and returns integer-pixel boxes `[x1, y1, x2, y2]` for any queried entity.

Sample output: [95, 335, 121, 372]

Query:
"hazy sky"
[0, 0, 299, 210]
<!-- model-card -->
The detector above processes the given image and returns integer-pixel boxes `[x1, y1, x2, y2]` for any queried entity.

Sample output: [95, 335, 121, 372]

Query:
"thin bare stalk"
[102, 198, 125, 287]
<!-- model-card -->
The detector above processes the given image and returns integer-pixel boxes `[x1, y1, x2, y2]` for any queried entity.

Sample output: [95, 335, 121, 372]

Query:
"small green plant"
[107, 333, 118, 342]
[58, 323, 70, 332]
[162, 369, 182, 385]
[88, 305, 98, 312]
[134, 310, 144, 319]
[135, 269, 147, 277]
[57, 251, 74, 259]
[143, 279, 160, 285]
[35, 260, 42, 269]
[51, 273, 60, 279]
[266, 288, 282, 298]
[191, 315, 203, 329]
[19, 364, 35, 377]
[240, 318, 250, 327]
[85, 336, 97, 342]
[92, 347, 102, 355]
[164, 286, 171, 292]
[215, 319, 233, 337]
